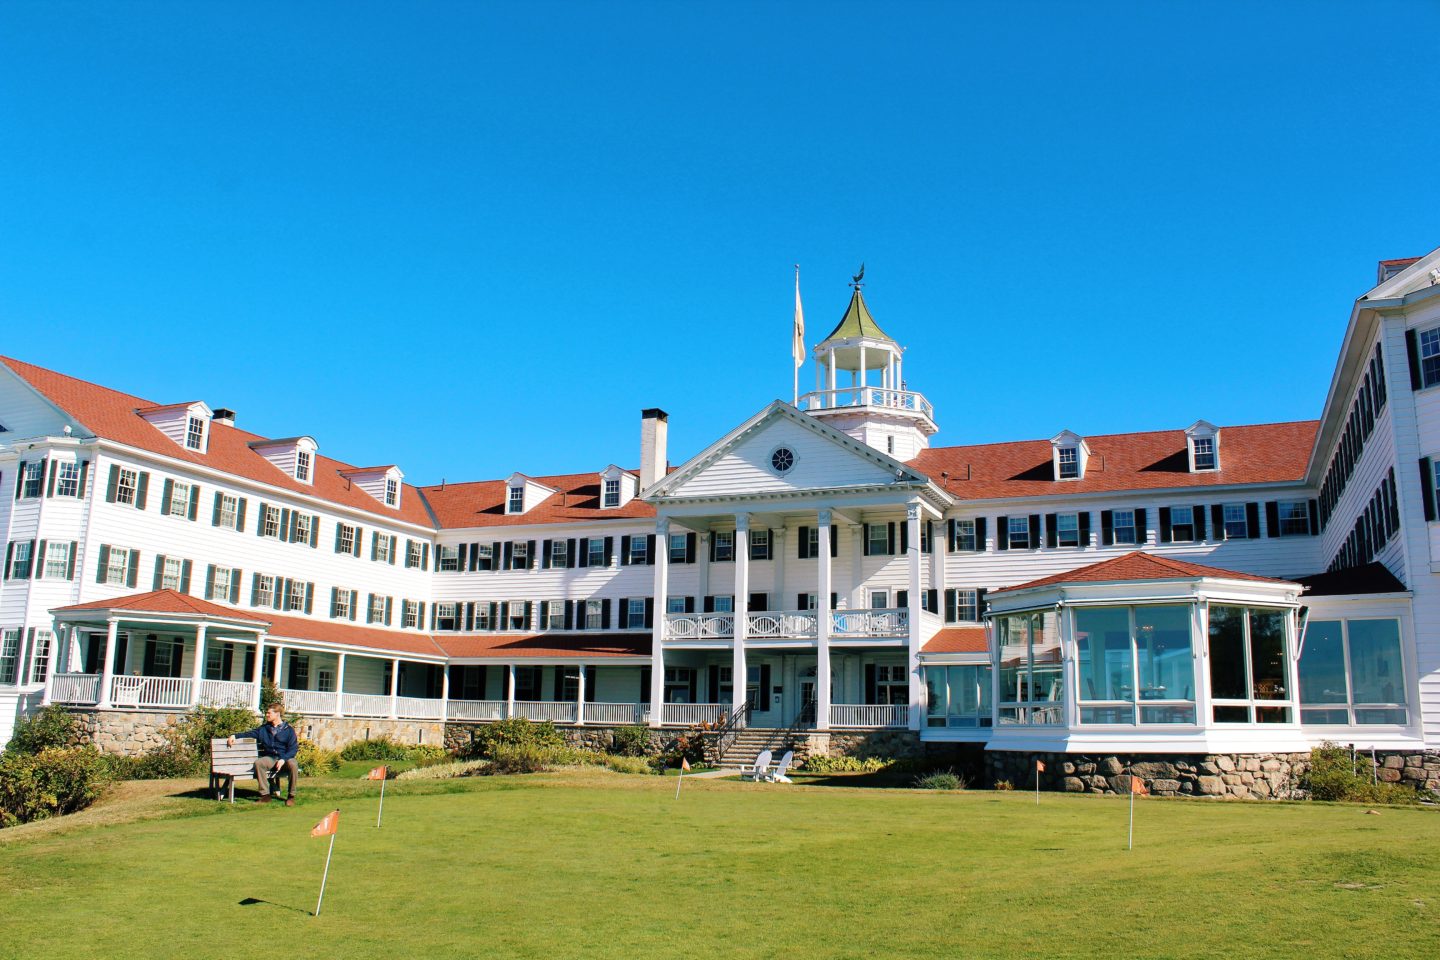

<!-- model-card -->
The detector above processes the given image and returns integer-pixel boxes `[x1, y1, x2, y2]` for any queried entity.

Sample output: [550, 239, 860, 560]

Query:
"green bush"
[396, 759, 489, 781]
[801, 755, 892, 773]
[604, 755, 656, 775]
[0, 747, 112, 827]
[466, 718, 564, 759]
[407, 744, 449, 767]
[5, 705, 79, 756]
[296, 742, 342, 777]
[661, 728, 707, 768]
[1301, 743, 1418, 805]
[340, 736, 410, 761]
[914, 769, 966, 791]
[166, 707, 262, 774]
[110, 747, 194, 781]
[259, 678, 285, 715]
[486, 743, 557, 775]
[611, 725, 653, 757]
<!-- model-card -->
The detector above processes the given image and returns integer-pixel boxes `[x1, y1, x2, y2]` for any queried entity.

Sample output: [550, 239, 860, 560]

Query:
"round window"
[770, 447, 796, 473]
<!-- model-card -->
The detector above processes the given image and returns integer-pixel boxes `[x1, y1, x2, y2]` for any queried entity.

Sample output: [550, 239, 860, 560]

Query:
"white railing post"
[734, 513, 750, 718]
[575, 664, 586, 726]
[252, 633, 267, 711]
[40, 625, 62, 706]
[906, 503, 924, 732]
[388, 658, 399, 719]
[506, 664, 516, 719]
[816, 509, 832, 731]
[440, 663, 450, 723]
[97, 618, 118, 709]
[188, 624, 207, 708]
[333, 653, 347, 719]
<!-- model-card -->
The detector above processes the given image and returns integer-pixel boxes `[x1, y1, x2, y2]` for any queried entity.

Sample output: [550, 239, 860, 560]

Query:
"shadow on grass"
[238, 897, 311, 916]
[789, 772, 919, 789]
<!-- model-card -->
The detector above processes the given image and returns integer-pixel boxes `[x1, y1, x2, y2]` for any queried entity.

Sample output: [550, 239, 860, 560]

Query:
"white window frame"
[0, 629, 20, 685]
[295, 450, 312, 482]
[507, 601, 529, 631]
[384, 477, 399, 506]
[551, 539, 569, 568]
[628, 536, 648, 565]
[115, 468, 139, 506]
[1192, 436, 1216, 471]
[211, 566, 232, 602]
[1277, 500, 1311, 537]
[254, 575, 275, 608]
[168, 481, 192, 518]
[511, 542, 529, 569]
[105, 548, 131, 587]
[1056, 513, 1079, 547]
[712, 595, 734, 614]
[20, 461, 43, 499]
[546, 602, 566, 629]
[1057, 446, 1079, 479]
[602, 478, 620, 508]
[293, 513, 313, 545]
[587, 539, 606, 567]
[44, 542, 71, 580]
[1007, 516, 1030, 550]
[1222, 503, 1248, 539]
[584, 599, 604, 630]
[375, 535, 393, 564]
[713, 531, 734, 562]
[369, 594, 387, 623]
[402, 600, 419, 629]
[9, 541, 32, 579]
[338, 525, 357, 556]
[1420, 326, 1440, 389]
[185, 417, 205, 451]
[55, 460, 81, 497]
[332, 590, 352, 620]
[217, 493, 239, 530]
[626, 598, 646, 629]
[286, 582, 307, 612]
[28, 630, 52, 685]
[954, 588, 978, 623]
[666, 596, 688, 615]
[160, 557, 183, 592]
[1169, 506, 1195, 542]
[261, 505, 282, 539]
[749, 529, 770, 561]
[1112, 509, 1138, 545]
[438, 545, 460, 572]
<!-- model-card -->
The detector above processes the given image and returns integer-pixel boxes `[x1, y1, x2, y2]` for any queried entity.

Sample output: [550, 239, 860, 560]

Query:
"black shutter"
[946, 519, 957, 552]
[708, 664, 720, 703]
[489, 541, 500, 570]
[527, 540, 536, 568]
[180, 560, 192, 594]
[644, 596, 654, 628]
[640, 666, 651, 704]
[578, 538, 589, 568]
[996, 516, 1009, 550]
[830, 528, 838, 557]
[944, 589, 957, 623]
[564, 600, 575, 631]
[896, 590, 908, 609]
[153, 554, 165, 590]
[188, 490, 199, 521]
[1028, 515, 1041, 548]
[45, 459, 56, 498]
[1101, 509, 1114, 545]
[353, 528, 362, 557]
[1159, 508, 1173, 543]
[1193, 505, 1207, 541]
[77, 460, 89, 498]
[542, 540, 552, 569]
[105, 465, 119, 503]
[204, 564, 216, 600]
[1422, 459, 1436, 522]
[160, 478, 174, 516]
[703, 595, 715, 613]
[684, 596, 695, 613]
[95, 545, 109, 584]
[135, 471, 148, 509]
[709, 534, 717, 562]
[67, 541, 78, 580]
[975, 517, 986, 552]
[127, 550, 139, 588]
[888, 521, 897, 555]
[684, 532, 695, 564]
[976, 587, 988, 618]
[304, 583, 314, 615]
[688, 671, 698, 704]
[797, 525, 811, 559]
[602, 537, 613, 566]
[923, 520, 933, 554]
[619, 535, 630, 566]
[1078, 511, 1091, 547]
[384, 598, 392, 626]
[503, 541, 513, 570]
[1211, 504, 1225, 539]
[212, 491, 223, 526]
[926, 588, 938, 613]
[1265, 500, 1281, 537]
[865, 664, 877, 705]
[1309, 499, 1320, 536]
[334, 523, 344, 553]
[862, 524, 871, 557]
[646, 534, 656, 565]
[1407, 328, 1423, 390]
[568, 538, 579, 568]
[280, 508, 292, 541]
[1045, 514, 1057, 548]
[143, 639, 157, 676]
[236, 498, 247, 533]
[759, 663, 771, 704]
[1134, 508, 1147, 545]
[601, 598, 612, 629]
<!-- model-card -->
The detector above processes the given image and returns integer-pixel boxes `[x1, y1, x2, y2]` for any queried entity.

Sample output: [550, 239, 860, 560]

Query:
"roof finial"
[851, 262, 865, 289]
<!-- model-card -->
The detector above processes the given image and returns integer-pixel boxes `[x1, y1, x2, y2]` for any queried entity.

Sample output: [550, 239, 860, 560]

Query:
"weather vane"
[851, 262, 865, 289]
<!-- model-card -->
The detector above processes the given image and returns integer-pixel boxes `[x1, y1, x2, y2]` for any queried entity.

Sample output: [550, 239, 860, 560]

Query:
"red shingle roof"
[263, 613, 447, 658]
[1, 356, 434, 527]
[434, 632, 651, 659]
[53, 589, 269, 623]
[1000, 551, 1288, 593]
[422, 473, 656, 529]
[911, 421, 1317, 500]
[922, 627, 987, 654]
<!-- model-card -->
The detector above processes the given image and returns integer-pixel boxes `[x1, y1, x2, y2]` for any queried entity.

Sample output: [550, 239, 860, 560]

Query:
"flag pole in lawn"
[675, 755, 691, 800]
[1035, 758, 1044, 805]
[368, 765, 389, 828]
[1128, 771, 1136, 851]
[311, 809, 340, 917]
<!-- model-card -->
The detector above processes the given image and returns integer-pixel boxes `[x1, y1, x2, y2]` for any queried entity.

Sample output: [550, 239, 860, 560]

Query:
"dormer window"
[295, 450, 312, 482]
[384, 478, 399, 506]
[508, 486, 525, 514]
[1192, 437, 1216, 471]
[1057, 447, 1079, 479]
[1050, 430, 1088, 481]
[603, 478, 620, 508]
[185, 417, 205, 451]
[1185, 420, 1220, 473]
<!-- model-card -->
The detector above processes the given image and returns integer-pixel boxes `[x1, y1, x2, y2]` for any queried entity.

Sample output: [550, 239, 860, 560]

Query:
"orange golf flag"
[1129, 775, 1149, 796]
[681, 757, 691, 772]
[311, 810, 340, 837]
[1035, 760, 1045, 772]
[366, 766, 388, 781]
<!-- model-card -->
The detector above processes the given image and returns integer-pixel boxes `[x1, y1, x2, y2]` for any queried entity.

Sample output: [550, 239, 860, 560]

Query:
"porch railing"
[664, 612, 734, 640]
[662, 702, 729, 726]
[448, 699, 506, 722]
[342, 693, 392, 718]
[830, 703, 908, 728]
[111, 675, 191, 709]
[584, 701, 647, 725]
[798, 386, 934, 420]
[50, 673, 100, 705]
[197, 680, 255, 708]
[281, 688, 338, 715]
[396, 696, 445, 721]
[514, 701, 577, 723]
[830, 608, 909, 638]
[746, 611, 818, 639]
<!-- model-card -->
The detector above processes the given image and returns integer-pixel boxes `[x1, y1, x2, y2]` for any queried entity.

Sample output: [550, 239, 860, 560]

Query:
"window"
[874, 664, 908, 705]
[402, 600, 420, 629]
[886, 436, 896, 455]
[261, 505, 282, 538]
[867, 524, 889, 556]
[105, 548, 131, 587]
[332, 590, 353, 620]
[375, 534, 393, 564]
[152, 640, 176, 676]
[1056, 513, 1079, 547]
[1299, 619, 1407, 725]
[626, 598, 646, 629]
[434, 602, 457, 630]
[551, 539, 570, 568]
[770, 447, 795, 473]
[953, 589, 978, 623]
[293, 513, 313, 545]
[55, 461, 81, 497]
[1192, 436, 1216, 471]
[954, 519, 976, 551]
[185, 417, 205, 451]
[44, 542, 71, 580]
[406, 540, 424, 569]
[507, 602, 529, 630]
[8, 541, 33, 579]
[438, 545, 459, 571]
[514, 666, 542, 701]
[217, 494, 239, 530]
[628, 536, 648, 565]
[286, 581, 307, 612]
[338, 525, 357, 556]
[369, 594, 387, 624]
[711, 595, 734, 613]
[925, 665, 993, 728]
[546, 602, 565, 629]
[712, 531, 734, 562]
[1223, 503, 1248, 539]
[511, 542, 529, 569]
[1420, 326, 1440, 388]
[996, 610, 1063, 725]
[867, 590, 888, 610]
[508, 486, 524, 514]
[560, 668, 582, 702]
[115, 468, 139, 505]
[20, 461, 43, 499]
[749, 529, 769, 561]
[253, 574, 275, 608]
[159, 557, 183, 591]
[168, 482, 192, 518]
[584, 600, 604, 630]
[798, 593, 818, 611]
[316, 669, 334, 693]
[1277, 500, 1310, 536]
[603, 478, 620, 508]
[295, 450, 311, 482]
[666, 596, 688, 614]
[1169, 506, 1195, 542]
[1075, 605, 1196, 725]
[805, 526, 820, 557]
[587, 539, 606, 567]
[211, 566, 232, 601]
[668, 533, 687, 563]
[1007, 516, 1030, 550]
[0, 630, 18, 684]
[1111, 509, 1138, 545]
[384, 478, 398, 506]
[29, 631, 51, 685]
[1208, 605, 1292, 723]
[663, 666, 695, 703]
[1057, 446, 1078, 479]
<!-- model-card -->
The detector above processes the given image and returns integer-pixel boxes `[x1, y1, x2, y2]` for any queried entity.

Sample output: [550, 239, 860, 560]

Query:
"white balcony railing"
[111, 675, 191, 709]
[281, 688, 338, 715]
[583, 701, 647, 725]
[665, 612, 734, 640]
[197, 680, 255, 708]
[746, 610, 819, 639]
[448, 699, 506, 722]
[799, 386, 934, 420]
[50, 673, 101, 705]
[830, 608, 909, 638]
[514, 701, 577, 723]
[396, 696, 445, 721]
[662, 703, 729, 726]
[342, 693, 392, 718]
[830, 703, 909, 728]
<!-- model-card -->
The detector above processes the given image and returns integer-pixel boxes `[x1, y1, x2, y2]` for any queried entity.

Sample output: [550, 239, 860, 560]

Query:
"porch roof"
[997, 551, 1290, 595]
[922, 626, 987, 654]
[264, 612, 448, 659]
[435, 632, 651, 660]
[51, 589, 269, 626]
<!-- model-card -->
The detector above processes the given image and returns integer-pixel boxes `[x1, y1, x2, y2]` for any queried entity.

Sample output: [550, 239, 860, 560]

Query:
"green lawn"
[3, 769, 1438, 960]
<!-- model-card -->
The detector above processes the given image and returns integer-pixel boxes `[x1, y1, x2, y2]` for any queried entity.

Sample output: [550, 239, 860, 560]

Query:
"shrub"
[117, 747, 195, 781]
[296, 742, 342, 777]
[407, 744, 449, 767]
[993, 780, 1014, 791]
[1301, 743, 1418, 805]
[165, 707, 262, 774]
[604, 755, 656, 775]
[467, 717, 564, 759]
[5, 705, 78, 756]
[0, 747, 112, 827]
[396, 759, 489, 781]
[611, 725, 653, 757]
[801, 755, 891, 773]
[914, 769, 966, 791]
[340, 736, 410, 761]
[661, 728, 707, 768]
[485, 744, 556, 775]
[260, 678, 285, 715]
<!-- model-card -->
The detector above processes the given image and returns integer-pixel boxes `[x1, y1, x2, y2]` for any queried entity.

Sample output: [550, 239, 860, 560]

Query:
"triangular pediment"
[643, 401, 932, 502]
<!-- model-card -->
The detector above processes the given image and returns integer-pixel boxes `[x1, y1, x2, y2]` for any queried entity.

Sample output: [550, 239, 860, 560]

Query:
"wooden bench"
[210, 737, 280, 803]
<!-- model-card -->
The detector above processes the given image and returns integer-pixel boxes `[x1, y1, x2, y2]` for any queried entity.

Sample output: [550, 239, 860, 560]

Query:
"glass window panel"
[1213, 704, 1249, 723]
[1075, 607, 1130, 702]
[1082, 706, 1135, 724]
[1353, 707, 1406, 724]
[1248, 610, 1287, 700]
[1208, 605, 1249, 701]
[997, 615, 1028, 707]
[1347, 619, 1405, 706]
[1302, 708, 1350, 724]
[1139, 704, 1194, 724]
[1135, 605, 1194, 702]
[1298, 621, 1347, 705]
[925, 669, 945, 726]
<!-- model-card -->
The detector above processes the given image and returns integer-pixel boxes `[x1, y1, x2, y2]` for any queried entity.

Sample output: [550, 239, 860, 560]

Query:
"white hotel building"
[3, 249, 1440, 792]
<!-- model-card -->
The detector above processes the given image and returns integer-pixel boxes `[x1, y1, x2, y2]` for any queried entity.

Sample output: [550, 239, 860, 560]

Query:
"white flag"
[792, 266, 805, 370]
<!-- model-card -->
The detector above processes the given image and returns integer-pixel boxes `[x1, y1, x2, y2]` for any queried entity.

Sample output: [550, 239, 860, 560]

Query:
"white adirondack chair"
[741, 749, 772, 781]
[764, 750, 794, 784]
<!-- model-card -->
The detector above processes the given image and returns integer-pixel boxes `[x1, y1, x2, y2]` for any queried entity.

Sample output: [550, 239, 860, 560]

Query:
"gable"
[0, 363, 87, 440]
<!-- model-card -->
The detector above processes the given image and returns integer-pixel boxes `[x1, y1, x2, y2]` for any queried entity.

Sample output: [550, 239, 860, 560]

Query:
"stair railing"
[711, 703, 751, 764]
[776, 697, 816, 751]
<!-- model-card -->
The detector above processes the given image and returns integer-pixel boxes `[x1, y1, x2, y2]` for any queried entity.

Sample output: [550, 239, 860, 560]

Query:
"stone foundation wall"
[289, 717, 445, 751]
[66, 708, 444, 755]
[443, 722, 673, 756]
[806, 729, 924, 760]
[985, 749, 1440, 800]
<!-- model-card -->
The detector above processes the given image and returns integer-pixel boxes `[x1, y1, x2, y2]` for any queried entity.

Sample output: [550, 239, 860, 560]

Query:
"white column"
[252, 633, 267, 711]
[440, 664, 450, 722]
[97, 618, 119, 709]
[733, 514, 750, 718]
[827, 352, 837, 399]
[506, 663, 516, 719]
[575, 664, 586, 726]
[858, 344, 868, 401]
[388, 657, 399, 719]
[816, 510, 832, 731]
[41, 625, 63, 706]
[906, 503, 924, 731]
[649, 518, 669, 727]
[813, 353, 822, 405]
[773, 528, 787, 617]
[333, 653, 347, 718]
[697, 531, 711, 605]
[272, 645, 284, 686]
[188, 624, 208, 707]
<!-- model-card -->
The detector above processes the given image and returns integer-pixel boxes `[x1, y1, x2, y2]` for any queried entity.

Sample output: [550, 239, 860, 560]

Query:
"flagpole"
[376, 777, 386, 828]
[792, 263, 802, 407]
[1127, 767, 1136, 851]
[1035, 764, 1040, 805]
[674, 767, 684, 800]
[315, 832, 336, 916]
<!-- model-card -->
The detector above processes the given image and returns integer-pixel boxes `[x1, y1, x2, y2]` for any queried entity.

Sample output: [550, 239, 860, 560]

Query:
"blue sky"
[3, 2, 1438, 484]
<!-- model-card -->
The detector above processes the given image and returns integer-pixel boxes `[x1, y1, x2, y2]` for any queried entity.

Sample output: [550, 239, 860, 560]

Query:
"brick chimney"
[640, 408, 668, 491]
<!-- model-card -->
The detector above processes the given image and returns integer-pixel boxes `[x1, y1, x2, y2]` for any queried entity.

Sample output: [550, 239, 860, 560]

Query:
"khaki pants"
[255, 756, 298, 797]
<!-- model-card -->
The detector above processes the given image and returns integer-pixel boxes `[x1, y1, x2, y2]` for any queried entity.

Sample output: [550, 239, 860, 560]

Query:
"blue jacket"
[238, 721, 299, 761]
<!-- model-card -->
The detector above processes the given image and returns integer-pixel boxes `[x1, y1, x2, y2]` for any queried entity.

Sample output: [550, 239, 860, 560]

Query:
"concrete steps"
[715, 727, 810, 768]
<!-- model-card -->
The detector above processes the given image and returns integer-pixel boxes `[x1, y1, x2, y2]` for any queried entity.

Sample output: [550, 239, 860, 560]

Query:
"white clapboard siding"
[671, 416, 900, 498]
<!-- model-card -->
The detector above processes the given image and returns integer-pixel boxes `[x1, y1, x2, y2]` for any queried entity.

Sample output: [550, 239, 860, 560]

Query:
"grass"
[2, 769, 1439, 960]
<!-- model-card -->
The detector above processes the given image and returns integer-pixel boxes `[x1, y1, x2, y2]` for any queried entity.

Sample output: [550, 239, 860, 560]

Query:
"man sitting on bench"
[228, 705, 300, 806]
